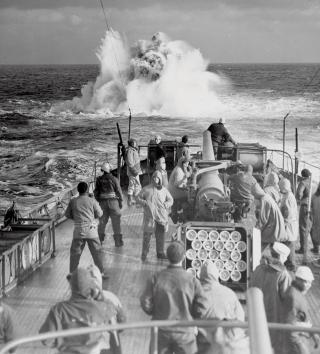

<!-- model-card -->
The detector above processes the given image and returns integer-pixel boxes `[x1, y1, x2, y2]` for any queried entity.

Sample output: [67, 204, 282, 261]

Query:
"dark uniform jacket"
[296, 179, 310, 206]
[207, 123, 235, 144]
[94, 173, 123, 202]
[140, 265, 207, 333]
[229, 172, 257, 202]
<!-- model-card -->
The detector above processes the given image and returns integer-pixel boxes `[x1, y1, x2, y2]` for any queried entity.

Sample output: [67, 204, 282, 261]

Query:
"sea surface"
[1, 63, 320, 213]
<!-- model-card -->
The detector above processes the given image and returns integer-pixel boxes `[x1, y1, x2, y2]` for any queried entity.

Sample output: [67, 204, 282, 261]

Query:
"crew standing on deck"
[155, 157, 169, 188]
[198, 261, 249, 354]
[140, 241, 207, 354]
[310, 182, 320, 255]
[65, 181, 107, 277]
[229, 164, 257, 222]
[280, 266, 318, 354]
[94, 162, 123, 247]
[168, 156, 192, 223]
[253, 186, 287, 250]
[264, 172, 281, 205]
[250, 242, 292, 352]
[296, 169, 311, 254]
[207, 118, 236, 156]
[126, 138, 142, 207]
[279, 178, 299, 271]
[176, 135, 190, 162]
[0, 299, 15, 349]
[136, 170, 173, 261]
[40, 267, 115, 354]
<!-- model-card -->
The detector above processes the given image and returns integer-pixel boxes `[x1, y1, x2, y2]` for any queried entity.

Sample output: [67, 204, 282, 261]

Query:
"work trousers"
[152, 330, 197, 354]
[299, 204, 309, 251]
[69, 238, 105, 273]
[284, 240, 296, 271]
[142, 221, 166, 258]
[127, 175, 141, 196]
[98, 199, 122, 243]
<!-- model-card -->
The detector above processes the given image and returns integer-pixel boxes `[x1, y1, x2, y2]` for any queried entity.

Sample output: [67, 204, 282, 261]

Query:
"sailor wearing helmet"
[94, 162, 123, 247]
[296, 169, 311, 254]
[126, 138, 142, 206]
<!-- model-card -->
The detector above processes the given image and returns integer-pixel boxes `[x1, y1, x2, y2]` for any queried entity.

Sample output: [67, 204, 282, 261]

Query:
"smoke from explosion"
[56, 30, 230, 118]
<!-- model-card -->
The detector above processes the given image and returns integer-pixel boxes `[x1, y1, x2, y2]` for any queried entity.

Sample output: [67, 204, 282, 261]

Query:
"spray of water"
[55, 30, 231, 118]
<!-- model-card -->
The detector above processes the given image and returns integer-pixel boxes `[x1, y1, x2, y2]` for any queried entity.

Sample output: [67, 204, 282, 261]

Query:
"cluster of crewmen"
[1, 120, 320, 354]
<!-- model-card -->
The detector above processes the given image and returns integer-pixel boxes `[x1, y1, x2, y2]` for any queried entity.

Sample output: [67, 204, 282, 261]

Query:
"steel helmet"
[128, 138, 137, 148]
[301, 169, 311, 178]
[101, 162, 111, 173]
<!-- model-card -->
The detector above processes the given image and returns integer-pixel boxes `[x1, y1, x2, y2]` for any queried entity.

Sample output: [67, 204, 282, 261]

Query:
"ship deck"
[2, 204, 320, 354]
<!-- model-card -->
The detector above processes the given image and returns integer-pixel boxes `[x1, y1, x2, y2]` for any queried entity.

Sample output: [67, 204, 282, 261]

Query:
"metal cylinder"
[196, 131, 225, 217]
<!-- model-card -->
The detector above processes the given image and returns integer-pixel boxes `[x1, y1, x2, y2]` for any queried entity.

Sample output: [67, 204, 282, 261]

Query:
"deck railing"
[2, 288, 320, 354]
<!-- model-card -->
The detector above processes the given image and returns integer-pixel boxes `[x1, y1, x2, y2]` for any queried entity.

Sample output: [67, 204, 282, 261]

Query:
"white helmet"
[101, 162, 111, 173]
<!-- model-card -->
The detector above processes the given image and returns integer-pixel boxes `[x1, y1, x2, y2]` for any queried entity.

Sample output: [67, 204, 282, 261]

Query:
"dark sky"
[0, 0, 319, 64]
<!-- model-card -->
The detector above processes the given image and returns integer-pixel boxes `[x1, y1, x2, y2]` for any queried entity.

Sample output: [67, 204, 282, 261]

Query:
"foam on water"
[55, 30, 230, 118]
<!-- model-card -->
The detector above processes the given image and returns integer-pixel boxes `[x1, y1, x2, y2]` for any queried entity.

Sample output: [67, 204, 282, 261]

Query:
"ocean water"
[1, 62, 320, 213]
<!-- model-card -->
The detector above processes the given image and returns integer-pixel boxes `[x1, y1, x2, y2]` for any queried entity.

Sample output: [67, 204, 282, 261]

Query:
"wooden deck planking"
[2, 205, 168, 353]
[2, 203, 320, 353]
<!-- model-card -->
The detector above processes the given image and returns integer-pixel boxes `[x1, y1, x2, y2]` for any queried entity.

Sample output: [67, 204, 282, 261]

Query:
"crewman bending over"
[207, 117, 236, 157]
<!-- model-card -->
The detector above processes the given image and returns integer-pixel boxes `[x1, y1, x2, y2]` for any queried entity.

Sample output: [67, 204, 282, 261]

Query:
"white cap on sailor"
[272, 242, 290, 258]
[295, 266, 314, 282]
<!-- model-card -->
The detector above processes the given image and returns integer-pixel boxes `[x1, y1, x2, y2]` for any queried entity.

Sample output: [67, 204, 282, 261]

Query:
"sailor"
[87, 264, 126, 354]
[65, 181, 107, 277]
[264, 171, 281, 205]
[197, 261, 249, 354]
[207, 117, 236, 157]
[126, 138, 142, 207]
[296, 168, 311, 254]
[136, 170, 173, 261]
[0, 299, 15, 349]
[168, 156, 192, 223]
[250, 242, 292, 352]
[310, 182, 320, 255]
[148, 135, 166, 170]
[40, 267, 116, 354]
[151, 134, 166, 161]
[281, 266, 319, 354]
[140, 241, 207, 354]
[279, 178, 299, 271]
[253, 185, 287, 251]
[155, 156, 168, 188]
[176, 135, 190, 162]
[94, 162, 123, 247]
[229, 164, 257, 221]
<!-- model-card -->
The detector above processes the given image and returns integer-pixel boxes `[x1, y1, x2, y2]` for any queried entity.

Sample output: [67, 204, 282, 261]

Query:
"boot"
[127, 195, 135, 207]
[113, 234, 123, 247]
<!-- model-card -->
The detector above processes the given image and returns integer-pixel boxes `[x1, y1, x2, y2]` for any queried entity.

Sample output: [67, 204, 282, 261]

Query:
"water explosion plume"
[58, 30, 230, 118]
